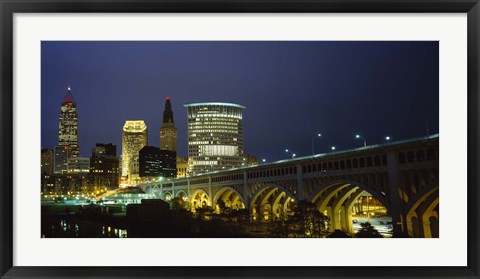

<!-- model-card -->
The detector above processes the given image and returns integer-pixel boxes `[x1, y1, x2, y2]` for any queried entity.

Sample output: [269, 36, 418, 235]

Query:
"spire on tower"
[163, 97, 174, 123]
[63, 84, 76, 105]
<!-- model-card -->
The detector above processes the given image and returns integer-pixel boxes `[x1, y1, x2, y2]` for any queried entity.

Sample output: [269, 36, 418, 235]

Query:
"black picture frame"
[1, 1, 479, 278]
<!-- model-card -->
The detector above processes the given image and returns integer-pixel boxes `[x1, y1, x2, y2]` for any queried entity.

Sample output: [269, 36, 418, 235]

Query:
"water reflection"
[42, 218, 127, 238]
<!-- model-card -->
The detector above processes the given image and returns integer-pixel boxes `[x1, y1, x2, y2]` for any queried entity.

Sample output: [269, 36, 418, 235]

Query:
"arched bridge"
[137, 135, 439, 238]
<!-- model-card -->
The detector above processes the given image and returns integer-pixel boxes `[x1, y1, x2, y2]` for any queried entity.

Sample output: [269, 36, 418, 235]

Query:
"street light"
[385, 136, 391, 141]
[262, 158, 266, 163]
[312, 133, 322, 155]
[331, 146, 336, 151]
[355, 134, 367, 147]
[285, 149, 295, 159]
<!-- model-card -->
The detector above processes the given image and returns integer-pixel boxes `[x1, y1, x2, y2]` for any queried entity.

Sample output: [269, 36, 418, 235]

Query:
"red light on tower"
[166, 97, 170, 100]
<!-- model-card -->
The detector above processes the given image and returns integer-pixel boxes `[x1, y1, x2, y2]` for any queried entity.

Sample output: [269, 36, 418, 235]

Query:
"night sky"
[41, 41, 439, 161]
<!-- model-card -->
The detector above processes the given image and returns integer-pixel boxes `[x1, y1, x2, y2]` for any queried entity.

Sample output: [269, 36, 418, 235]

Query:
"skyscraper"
[184, 102, 245, 174]
[41, 149, 54, 176]
[91, 143, 119, 191]
[58, 85, 79, 157]
[92, 143, 116, 157]
[41, 149, 54, 192]
[160, 97, 177, 152]
[53, 145, 69, 174]
[121, 120, 148, 184]
[139, 146, 176, 180]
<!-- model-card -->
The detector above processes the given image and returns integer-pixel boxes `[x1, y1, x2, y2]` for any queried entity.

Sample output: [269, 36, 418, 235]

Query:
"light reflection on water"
[43, 218, 127, 238]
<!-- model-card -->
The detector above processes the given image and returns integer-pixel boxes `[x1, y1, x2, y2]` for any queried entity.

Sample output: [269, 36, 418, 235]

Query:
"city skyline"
[41, 41, 439, 161]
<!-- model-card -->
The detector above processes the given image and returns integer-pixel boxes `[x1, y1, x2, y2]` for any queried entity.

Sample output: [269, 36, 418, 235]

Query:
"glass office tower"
[184, 102, 245, 175]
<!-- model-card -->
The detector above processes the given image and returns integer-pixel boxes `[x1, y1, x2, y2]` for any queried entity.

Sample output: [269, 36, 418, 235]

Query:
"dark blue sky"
[41, 41, 439, 160]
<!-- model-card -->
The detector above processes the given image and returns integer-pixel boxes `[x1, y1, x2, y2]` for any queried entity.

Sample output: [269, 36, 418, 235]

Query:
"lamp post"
[355, 134, 367, 147]
[385, 136, 391, 142]
[331, 146, 336, 151]
[262, 158, 267, 164]
[311, 133, 322, 155]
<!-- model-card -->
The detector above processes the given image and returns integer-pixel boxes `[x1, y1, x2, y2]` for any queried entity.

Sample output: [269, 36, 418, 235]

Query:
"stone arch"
[313, 184, 350, 213]
[189, 189, 211, 209]
[249, 183, 297, 221]
[249, 183, 297, 205]
[212, 186, 246, 211]
[309, 179, 390, 208]
[163, 191, 173, 201]
[272, 192, 288, 219]
[405, 179, 439, 213]
[406, 186, 439, 237]
[310, 179, 392, 234]
[330, 185, 360, 232]
[422, 198, 439, 238]
[175, 190, 188, 198]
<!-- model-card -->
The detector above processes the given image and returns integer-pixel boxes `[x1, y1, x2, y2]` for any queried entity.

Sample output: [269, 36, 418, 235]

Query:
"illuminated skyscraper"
[121, 120, 148, 183]
[58, 85, 79, 157]
[160, 97, 177, 152]
[184, 102, 245, 174]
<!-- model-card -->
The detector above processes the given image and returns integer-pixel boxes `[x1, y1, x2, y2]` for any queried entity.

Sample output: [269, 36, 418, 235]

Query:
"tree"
[194, 206, 214, 220]
[289, 200, 329, 237]
[170, 197, 188, 211]
[355, 222, 383, 238]
[326, 229, 352, 238]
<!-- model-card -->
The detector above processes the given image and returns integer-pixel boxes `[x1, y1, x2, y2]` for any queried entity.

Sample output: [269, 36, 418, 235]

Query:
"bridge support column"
[339, 207, 350, 232]
[344, 209, 354, 234]
[387, 152, 403, 237]
[331, 207, 345, 231]
[208, 176, 212, 206]
[296, 164, 305, 200]
[243, 171, 249, 209]
[187, 179, 190, 202]
[325, 207, 334, 232]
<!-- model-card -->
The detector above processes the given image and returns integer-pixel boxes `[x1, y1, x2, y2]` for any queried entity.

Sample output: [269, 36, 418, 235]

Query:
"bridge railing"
[136, 134, 438, 190]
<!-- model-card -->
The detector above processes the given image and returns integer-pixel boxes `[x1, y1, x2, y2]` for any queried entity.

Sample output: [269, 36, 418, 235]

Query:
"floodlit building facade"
[184, 102, 245, 174]
[121, 121, 148, 184]
[160, 97, 177, 152]
[176, 156, 188, 178]
[58, 86, 79, 158]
